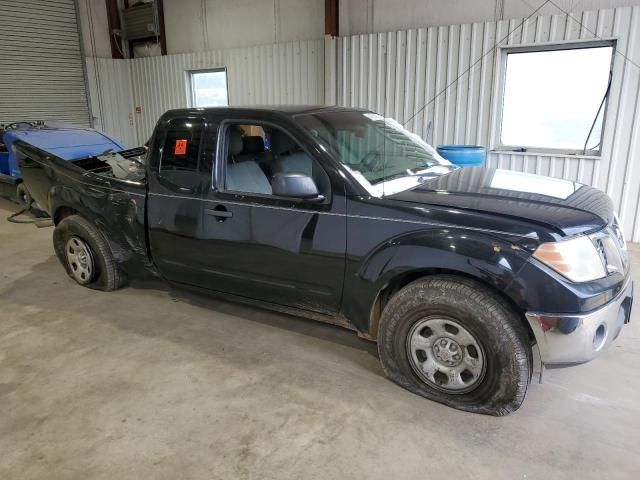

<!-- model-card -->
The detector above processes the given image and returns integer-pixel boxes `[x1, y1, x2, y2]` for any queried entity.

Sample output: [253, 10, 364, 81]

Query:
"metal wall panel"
[331, 7, 640, 242]
[85, 38, 324, 150]
[84, 57, 136, 147]
[129, 38, 325, 144]
[0, 0, 90, 126]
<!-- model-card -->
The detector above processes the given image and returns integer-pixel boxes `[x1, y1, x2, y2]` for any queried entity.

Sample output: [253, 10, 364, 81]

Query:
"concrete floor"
[0, 197, 638, 480]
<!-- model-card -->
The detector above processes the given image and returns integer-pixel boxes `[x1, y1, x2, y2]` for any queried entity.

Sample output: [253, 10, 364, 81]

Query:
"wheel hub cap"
[406, 316, 486, 394]
[66, 236, 94, 284]
[432, 337, 463, 367]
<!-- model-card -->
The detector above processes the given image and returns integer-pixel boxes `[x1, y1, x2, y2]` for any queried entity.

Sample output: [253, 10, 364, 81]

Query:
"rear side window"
[159, 118, 204, 190]
[160, 118, 203, 172]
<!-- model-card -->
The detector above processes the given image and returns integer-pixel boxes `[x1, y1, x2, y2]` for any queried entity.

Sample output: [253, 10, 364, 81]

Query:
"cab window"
[159, 118, 204, 190]
[221, 122, 330, 198]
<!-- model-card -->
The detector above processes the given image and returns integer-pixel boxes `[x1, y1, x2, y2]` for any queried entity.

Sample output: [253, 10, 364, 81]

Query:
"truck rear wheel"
[53, 215, 127, 291]
[377, 275, 531, 416]
[15, 182, 32, 208]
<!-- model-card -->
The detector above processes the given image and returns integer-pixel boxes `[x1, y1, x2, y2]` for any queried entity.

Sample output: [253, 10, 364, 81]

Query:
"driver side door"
[197, 116, 347, 315]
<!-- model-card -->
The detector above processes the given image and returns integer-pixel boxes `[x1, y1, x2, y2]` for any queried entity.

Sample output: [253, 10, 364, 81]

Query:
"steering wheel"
[359, 150, 383, 171]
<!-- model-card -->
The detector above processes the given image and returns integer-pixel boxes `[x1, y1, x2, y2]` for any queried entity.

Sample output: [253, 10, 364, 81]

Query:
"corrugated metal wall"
[130, 39, 325, 144]
[86, 38, 325, 146]
[329, 6, 640, 241]
[84, 57, 136, 147]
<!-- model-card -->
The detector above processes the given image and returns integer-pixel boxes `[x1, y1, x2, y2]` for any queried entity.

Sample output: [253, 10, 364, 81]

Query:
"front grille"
[611, 217, 627, 251]
[590, 218, 629, 276]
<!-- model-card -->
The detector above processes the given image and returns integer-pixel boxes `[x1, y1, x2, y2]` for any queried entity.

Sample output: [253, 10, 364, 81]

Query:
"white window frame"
[493, 39, 616, 157]
[186, 67, 229, 108]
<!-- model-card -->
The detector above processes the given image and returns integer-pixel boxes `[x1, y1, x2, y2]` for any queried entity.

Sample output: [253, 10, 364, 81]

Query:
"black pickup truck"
[16, 106, 633, 415]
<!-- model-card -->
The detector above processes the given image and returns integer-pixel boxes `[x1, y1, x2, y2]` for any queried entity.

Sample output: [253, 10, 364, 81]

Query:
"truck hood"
[388, 167, 613, 237]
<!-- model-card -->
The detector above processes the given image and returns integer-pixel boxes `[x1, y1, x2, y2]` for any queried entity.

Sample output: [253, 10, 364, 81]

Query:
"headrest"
[270, 130, 296, 155]
[243, 136, 264, 154]
[229, 130, 243, 156]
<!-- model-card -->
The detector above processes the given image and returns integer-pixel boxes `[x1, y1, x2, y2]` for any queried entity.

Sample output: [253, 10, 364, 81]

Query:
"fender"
[48, 184, 149, 269]
[342, 228, 533, 336]
[16, 138, 151, 274]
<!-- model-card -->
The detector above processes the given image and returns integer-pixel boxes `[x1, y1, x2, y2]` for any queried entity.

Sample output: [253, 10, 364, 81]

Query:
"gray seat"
[227, 129, 244, 162]
[236, 136, 266, 163]
[270, 130, 331, 196]
[226, 130, 272, 195]
[271, 130, 313, 176]
[226, 161, 272, 194]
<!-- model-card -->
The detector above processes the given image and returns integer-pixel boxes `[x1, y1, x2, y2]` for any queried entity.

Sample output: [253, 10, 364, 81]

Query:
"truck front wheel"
[378, 275, 531, 416]
[53, 215, 127, 291]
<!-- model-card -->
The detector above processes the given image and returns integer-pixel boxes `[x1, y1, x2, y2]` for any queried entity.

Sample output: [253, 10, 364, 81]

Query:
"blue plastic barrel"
[436, 145, 486, 167]
[0, 152, 9, 176]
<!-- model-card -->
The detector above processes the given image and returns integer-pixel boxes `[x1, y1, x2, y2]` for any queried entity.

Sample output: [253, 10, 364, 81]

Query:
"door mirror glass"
[271, 172, 322, 200]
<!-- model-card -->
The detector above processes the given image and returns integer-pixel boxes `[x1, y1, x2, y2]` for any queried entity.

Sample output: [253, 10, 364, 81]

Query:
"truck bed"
[72, 147, 147, 183]
[13, 140, 150, 270]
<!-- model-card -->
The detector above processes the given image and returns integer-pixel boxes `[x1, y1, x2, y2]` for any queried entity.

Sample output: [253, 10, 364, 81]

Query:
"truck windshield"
[296, 110, 454, 196]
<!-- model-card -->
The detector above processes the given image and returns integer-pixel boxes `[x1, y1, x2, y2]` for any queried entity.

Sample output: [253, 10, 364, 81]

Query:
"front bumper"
[525, 278, 634, 365]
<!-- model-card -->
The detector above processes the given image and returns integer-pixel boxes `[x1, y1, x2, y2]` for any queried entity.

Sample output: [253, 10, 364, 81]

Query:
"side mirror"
[271, 172, 324, 201]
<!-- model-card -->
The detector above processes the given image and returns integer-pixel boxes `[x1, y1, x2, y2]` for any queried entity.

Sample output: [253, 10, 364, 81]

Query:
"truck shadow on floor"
[132, 273, 379, 354]
[2, 255, 381, 375]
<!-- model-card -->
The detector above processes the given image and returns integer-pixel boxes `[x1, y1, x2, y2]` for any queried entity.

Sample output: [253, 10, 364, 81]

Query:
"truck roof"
[161, 105, 369, 117]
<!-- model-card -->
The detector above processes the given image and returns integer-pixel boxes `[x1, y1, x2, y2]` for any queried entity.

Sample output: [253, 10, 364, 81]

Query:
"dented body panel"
[16, 141, 149, 271]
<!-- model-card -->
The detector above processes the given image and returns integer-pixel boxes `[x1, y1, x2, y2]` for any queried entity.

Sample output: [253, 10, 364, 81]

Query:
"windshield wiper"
[373, 170, 433, 185]
[377, 171, 412, 183]
[408, 164, 454, 174]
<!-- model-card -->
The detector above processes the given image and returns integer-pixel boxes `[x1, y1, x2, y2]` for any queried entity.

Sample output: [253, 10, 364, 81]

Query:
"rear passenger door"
[147, 115, 213, 285]
[198, 117, 347, 315]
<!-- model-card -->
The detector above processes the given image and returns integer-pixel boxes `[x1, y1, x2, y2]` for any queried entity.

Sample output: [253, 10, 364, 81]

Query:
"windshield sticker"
[174, 139, 187, 155]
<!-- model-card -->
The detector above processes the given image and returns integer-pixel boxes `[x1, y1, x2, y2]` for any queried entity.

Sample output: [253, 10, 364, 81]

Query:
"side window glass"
[159, 118, 204, 190]
[223, 123, 330, 199]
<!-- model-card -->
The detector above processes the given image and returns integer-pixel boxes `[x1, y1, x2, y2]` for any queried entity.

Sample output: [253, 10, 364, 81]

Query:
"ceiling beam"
[325, 0, 339, 37]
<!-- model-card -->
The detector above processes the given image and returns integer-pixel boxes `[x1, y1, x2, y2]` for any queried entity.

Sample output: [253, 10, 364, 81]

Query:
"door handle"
[206, 209, 232, 218]
[205, 206, 233, 221]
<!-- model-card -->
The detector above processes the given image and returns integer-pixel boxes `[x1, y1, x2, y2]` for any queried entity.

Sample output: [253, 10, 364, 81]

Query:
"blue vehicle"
[0, 121, 126, 206]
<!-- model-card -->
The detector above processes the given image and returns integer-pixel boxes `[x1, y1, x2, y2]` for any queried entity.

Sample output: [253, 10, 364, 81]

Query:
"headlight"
[532, 236, 606, 283]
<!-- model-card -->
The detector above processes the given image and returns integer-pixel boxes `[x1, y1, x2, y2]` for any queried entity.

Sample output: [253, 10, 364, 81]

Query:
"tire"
[15, 183, 32, 208]
[378, 275, 531, 416]
[53, 215, 127, 291]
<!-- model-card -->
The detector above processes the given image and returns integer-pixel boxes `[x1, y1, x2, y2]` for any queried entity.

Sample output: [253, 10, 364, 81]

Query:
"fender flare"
[346, 228, 533, 337]
[49, 186, 94, 224]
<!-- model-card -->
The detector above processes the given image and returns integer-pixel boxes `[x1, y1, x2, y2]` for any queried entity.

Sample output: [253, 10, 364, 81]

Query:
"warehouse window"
[498, 44, 614, 155]
[190, 69, 228, 108]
